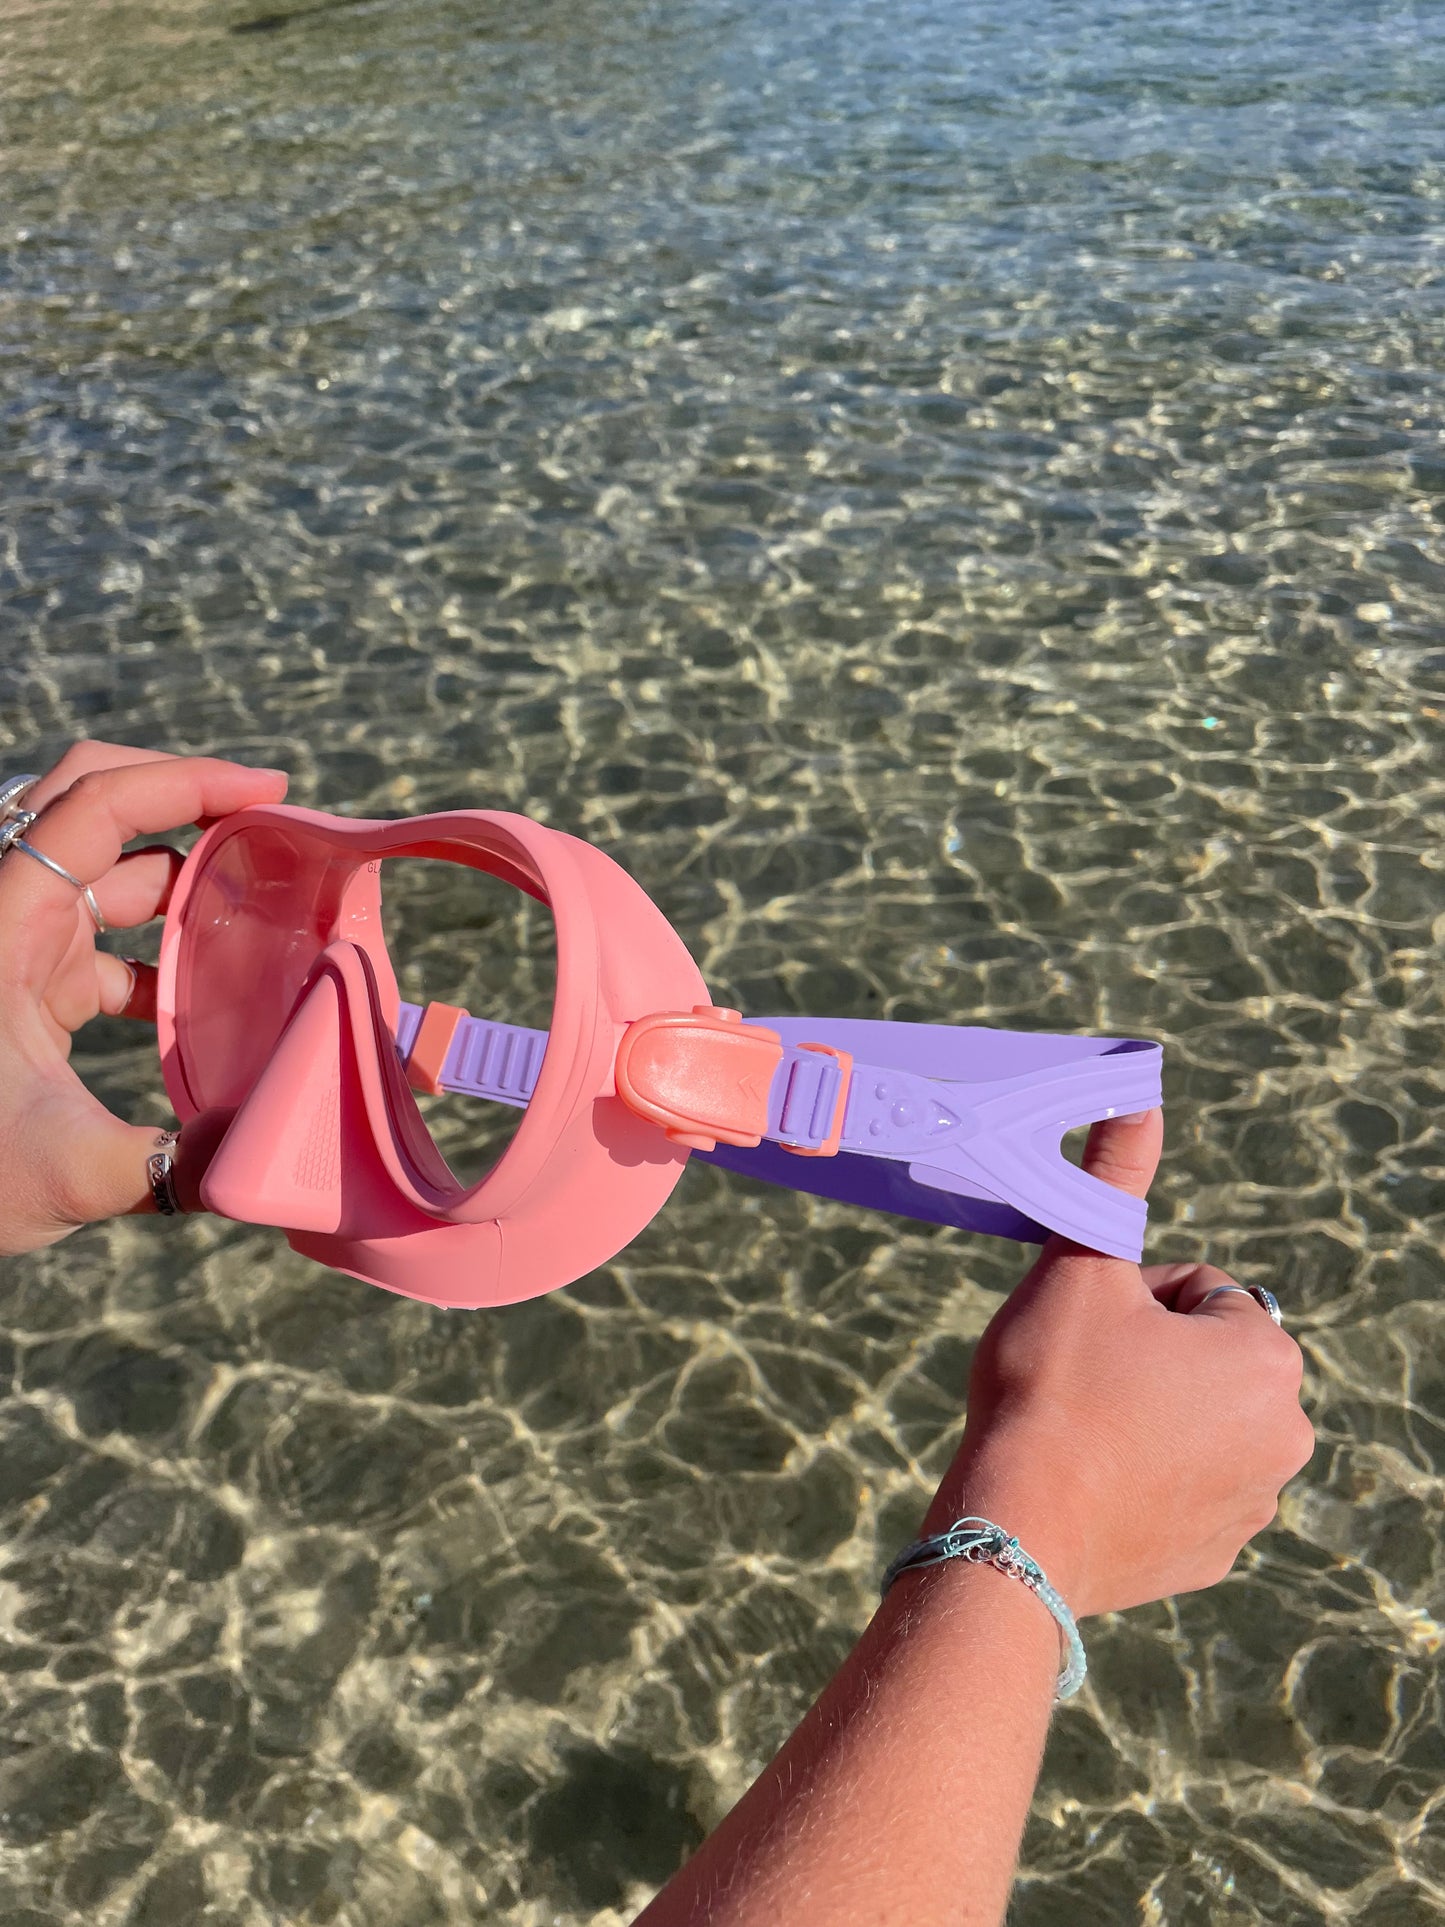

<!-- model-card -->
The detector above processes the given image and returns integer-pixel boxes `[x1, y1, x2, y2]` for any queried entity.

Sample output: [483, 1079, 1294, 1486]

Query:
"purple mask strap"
[396, 1004, 1161, 1260]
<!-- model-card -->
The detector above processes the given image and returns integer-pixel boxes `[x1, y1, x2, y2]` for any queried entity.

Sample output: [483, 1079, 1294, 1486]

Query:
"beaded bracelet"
[881, 1515, 1087, 1699]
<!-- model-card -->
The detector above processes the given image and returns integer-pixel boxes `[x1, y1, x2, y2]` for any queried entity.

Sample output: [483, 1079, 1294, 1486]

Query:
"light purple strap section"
[396, 1003, 547, 1109]
[394, 1003, 424, 1061]
[717, 1018, 1163, 1261]
[395, 1004, 1163, 1259]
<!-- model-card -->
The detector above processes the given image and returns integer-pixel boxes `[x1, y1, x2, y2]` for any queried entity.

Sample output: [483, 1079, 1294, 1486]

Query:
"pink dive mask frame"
[157, 805, 1163, 1308]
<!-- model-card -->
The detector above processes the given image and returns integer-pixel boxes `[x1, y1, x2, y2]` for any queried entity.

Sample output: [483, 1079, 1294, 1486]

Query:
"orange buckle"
[404, 1000, 466, 1096]
[779, 1042, 853, 1158]
[614, 1006, 784, 1153]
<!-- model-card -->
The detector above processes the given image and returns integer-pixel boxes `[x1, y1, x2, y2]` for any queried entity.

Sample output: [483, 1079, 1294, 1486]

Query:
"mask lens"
[174, 824, 361, 1110]
[173, 835, 556, 1190]
[378, 857, 556, 1186]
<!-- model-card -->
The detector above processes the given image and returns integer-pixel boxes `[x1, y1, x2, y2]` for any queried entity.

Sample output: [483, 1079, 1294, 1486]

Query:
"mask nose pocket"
[204, 964, 353, 1234]
[202, 950, 441, 1239]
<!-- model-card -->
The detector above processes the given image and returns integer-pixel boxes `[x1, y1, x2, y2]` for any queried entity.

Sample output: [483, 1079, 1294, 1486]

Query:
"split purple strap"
[395, 1004, 1163, 1261]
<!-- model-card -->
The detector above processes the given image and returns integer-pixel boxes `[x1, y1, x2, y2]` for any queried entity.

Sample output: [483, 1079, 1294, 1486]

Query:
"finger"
[30, 758, 287, 874]
[1172, 1271, 1270, 1320]
[97, 955, 158, 1022]
[89, 846, 186, 930]
[61, 1111, 183, 1223]
[22, 742, 179, 813]
[26, 1075, 220, 1236]
[1170, 1274, 1303, 1386]
[1, 759, 287, 989]
[1142, 1262, 1238, 1312]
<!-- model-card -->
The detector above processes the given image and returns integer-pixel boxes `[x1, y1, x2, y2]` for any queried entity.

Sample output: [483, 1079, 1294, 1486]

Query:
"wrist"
[923, 1425, 1093, 1617]
[882, 1472, 1091, 1699]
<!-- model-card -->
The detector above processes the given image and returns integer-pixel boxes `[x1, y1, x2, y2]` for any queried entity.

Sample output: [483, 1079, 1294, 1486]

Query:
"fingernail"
[1118, 1111, 1152, 1125]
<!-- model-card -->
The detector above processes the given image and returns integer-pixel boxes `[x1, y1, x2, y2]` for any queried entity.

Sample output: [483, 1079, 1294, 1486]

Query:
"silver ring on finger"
[7, 837, 108, 934]
[0, 808, 38, 856]
[148, 1131, 181, 1217]
[1196, 1282, 1284, 1328]
[0, 774, 41, 818]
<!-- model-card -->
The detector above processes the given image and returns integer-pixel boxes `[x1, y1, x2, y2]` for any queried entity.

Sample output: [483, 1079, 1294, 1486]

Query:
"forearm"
[637, 1466, 1068, 1927]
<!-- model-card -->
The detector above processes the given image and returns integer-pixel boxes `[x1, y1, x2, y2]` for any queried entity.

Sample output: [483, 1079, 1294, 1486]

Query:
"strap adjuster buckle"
[615, 1006, 783, 1153]
[777, 1042, 853, 1158]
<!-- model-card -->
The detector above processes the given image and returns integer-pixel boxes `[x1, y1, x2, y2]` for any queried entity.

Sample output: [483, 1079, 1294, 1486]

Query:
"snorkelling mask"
[157, 806, 1162, 1308]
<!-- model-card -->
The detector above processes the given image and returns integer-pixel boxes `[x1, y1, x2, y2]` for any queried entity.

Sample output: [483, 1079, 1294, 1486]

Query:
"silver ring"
[148, 1132, 180, 1216]
[7, 837, 108, 934]
[0, 808, 38, 857]
[0, 773, 40, 818]
[1195, 1283, 1283, 1327]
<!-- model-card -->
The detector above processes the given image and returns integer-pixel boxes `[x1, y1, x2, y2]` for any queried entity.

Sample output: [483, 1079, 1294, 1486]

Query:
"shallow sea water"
[2, 0, 1444, 1920]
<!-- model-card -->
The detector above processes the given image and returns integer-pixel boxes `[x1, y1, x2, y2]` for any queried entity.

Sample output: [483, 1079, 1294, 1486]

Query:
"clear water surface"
[1, 0, 1443, 1920]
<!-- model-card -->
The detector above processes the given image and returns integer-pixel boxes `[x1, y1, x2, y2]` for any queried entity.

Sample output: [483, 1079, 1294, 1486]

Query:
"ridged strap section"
[396, 1003, 548, 1109]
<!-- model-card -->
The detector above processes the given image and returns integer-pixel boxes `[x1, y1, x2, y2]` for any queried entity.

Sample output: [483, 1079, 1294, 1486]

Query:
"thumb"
[63, 1111, 185, 1223]
[1078, 1105, 1164, 1204]
[1020, 1107, 1165, 1307]
[64, 1106, 224, 1224]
